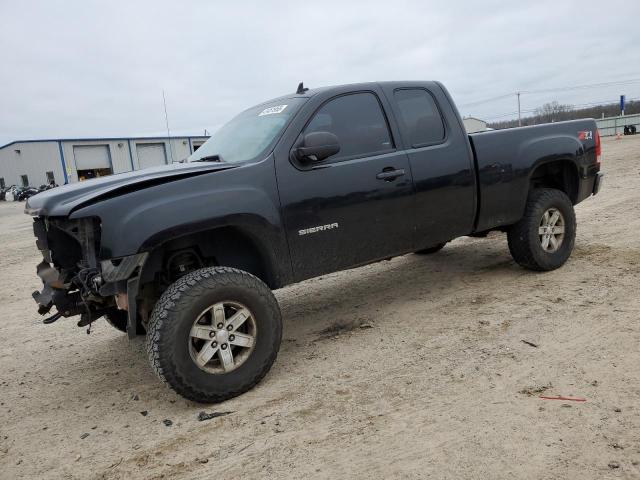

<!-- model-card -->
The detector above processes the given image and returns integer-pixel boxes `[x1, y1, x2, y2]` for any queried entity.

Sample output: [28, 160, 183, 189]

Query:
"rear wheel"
[507, 188, 576, 271]
[146, 267, 282, 403]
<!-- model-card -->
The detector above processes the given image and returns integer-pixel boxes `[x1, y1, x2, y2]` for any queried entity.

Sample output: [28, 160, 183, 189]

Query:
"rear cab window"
[393, 89, 446, 147]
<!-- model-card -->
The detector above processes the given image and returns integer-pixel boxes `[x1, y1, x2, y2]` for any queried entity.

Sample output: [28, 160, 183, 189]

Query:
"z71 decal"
[578, 130, 593, 140]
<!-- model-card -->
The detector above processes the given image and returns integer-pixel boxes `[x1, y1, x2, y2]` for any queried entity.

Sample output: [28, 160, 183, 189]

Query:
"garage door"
[136, 143, 167, 169]
[73, 145, 111, 170]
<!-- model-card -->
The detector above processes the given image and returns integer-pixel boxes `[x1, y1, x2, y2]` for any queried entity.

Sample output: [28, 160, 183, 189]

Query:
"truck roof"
[261, 80, 441, 106]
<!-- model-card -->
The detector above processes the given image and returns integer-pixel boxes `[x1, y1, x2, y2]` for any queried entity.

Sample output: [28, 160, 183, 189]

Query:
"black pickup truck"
[26, 81, 603, 402]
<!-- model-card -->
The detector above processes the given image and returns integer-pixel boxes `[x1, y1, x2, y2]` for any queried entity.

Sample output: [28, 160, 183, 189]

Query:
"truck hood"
[25, 162, 237, 217]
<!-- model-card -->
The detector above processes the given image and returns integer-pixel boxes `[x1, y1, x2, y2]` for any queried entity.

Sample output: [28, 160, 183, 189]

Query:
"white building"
[0, 135, 209, 188]
[462, 117, 488, 134]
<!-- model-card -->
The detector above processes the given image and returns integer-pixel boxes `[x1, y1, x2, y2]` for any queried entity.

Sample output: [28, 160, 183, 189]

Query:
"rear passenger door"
[276, 90, 415, 280]
[382, 85, 476, 248]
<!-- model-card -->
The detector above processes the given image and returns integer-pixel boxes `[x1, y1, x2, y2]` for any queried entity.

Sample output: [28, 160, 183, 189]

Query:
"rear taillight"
[595, 129, 601, 165]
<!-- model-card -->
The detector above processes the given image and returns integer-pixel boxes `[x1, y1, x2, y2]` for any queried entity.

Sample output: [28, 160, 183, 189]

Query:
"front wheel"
[507, 188, 576, 271]
[146, 267, 282, 403]
[104, 308, 146, 335]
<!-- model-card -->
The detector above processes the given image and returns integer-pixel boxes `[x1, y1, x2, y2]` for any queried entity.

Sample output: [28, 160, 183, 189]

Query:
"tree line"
[488, 100, 640, 129]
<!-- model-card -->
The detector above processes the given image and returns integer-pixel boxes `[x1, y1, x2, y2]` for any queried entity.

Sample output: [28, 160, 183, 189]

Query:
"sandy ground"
[0, 136, 639, 479]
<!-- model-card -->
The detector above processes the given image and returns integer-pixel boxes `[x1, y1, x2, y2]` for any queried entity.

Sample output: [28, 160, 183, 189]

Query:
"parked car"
[26, 81, 603, 402]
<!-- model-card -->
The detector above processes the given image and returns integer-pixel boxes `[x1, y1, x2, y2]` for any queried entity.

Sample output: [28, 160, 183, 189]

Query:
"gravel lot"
[1, 136, 639, 479]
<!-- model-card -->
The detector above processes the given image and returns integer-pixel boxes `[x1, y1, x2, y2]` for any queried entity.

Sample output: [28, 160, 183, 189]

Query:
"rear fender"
[508, 134, 583, 224]
[474, 133, 583, 232]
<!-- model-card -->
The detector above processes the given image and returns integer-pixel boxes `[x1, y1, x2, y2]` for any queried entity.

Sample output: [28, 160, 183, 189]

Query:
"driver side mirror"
[295, 131, 340, 163]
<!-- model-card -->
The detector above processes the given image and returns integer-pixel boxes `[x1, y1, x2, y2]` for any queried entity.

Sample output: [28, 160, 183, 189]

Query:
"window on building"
[21, 175, 29, 187]
[46, 171, 56, 185]
[0, 178, 5, 189]
[393, 89, 445, 147]
[304, 92, 394, 162]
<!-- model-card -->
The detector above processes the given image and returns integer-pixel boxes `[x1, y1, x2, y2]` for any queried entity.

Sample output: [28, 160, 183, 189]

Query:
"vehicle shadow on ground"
[43, 238, 522, 406]
[276, 238, 518, 331]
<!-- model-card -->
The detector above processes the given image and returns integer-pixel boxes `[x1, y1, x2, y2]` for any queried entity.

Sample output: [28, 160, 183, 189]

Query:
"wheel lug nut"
[212, 341, 217, 347]
[221, 344, 228, 350]
[229, 334, 235, 341]
[226, 325, 233, 331]
[217, 323, 224, 329]
[209, 331, 216, 338]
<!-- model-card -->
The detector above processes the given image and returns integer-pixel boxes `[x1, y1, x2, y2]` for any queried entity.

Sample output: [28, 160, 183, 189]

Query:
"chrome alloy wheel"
[538, 207, 565, 253]
[188, 301, 257, 374]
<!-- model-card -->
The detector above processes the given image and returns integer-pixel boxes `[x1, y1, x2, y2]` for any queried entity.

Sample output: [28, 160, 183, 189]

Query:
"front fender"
[71, 157, 292, 287]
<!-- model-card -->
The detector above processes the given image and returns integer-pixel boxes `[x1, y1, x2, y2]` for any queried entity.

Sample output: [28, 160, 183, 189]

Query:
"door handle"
[376, 168, 406, 181]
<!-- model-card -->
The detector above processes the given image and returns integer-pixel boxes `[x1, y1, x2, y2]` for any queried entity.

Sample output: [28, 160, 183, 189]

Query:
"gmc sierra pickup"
[25, 81, 603, 402]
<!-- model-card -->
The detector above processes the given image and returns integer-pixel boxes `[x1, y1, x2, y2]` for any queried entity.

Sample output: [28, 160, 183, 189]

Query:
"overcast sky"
[1, 0, 639, 145]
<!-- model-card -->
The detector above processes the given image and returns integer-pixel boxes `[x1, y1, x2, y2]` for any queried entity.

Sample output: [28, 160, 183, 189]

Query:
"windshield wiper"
[192, 154, 224, 163]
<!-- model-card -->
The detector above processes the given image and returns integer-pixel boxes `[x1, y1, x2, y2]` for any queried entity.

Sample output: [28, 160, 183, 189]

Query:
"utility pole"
[162, 90, 175, 163]
[517, 92, 522, 127]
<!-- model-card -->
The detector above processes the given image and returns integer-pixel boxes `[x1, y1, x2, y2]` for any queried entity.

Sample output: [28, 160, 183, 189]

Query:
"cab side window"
[393, 89, 445, 147]
[304, 92, 393, 162]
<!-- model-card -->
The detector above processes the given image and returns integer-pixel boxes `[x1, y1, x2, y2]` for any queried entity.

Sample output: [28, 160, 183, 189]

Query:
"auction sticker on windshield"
[259, 105, 287, 116]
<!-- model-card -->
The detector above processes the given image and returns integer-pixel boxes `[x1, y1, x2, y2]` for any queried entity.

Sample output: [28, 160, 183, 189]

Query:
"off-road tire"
[507, 188, 576, 271]
[104, 309, 145, 335]
[146, 267, 282, 403]
[415, 242, 447, 255]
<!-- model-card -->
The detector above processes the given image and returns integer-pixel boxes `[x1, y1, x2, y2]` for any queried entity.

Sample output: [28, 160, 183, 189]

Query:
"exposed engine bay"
[31, 216, 137, 329]
[31, 216, 208, 333]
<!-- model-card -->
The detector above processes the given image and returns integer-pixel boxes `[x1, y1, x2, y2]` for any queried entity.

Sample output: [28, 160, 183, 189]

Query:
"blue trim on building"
[106, 145, 115, 173]
[127, 139, 135, 170]
[57, 141, 69, 184]
[1, 135, 210, 150]
[162, 142, 169, 165]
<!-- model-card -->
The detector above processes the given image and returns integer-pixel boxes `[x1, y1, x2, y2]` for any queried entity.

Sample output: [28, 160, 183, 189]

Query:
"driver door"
[276, 90, 415, 281]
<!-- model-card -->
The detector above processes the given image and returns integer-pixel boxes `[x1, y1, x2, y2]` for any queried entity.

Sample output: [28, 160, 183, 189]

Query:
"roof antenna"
[296, 82, 309, 94]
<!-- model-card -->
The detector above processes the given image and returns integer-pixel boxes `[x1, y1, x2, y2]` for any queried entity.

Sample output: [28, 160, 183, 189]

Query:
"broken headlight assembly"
[31, 216, 112, 328]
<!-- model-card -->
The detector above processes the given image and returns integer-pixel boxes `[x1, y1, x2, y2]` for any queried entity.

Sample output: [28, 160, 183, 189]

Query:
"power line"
[522, 78, 640, 95]
[458, 93, 515, 108]
[458, 77, 640, 109]
[483, 97, 640, 121]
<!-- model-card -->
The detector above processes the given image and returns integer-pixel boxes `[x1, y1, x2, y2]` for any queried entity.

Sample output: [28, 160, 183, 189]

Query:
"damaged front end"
[31, 216, 146, 332]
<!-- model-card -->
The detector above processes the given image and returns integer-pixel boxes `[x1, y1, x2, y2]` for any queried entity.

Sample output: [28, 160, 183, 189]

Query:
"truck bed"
[469, 119, 600, 232]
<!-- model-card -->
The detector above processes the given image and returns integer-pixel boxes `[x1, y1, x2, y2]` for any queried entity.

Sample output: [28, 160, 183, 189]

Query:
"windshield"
[189, 97, 306, 164]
